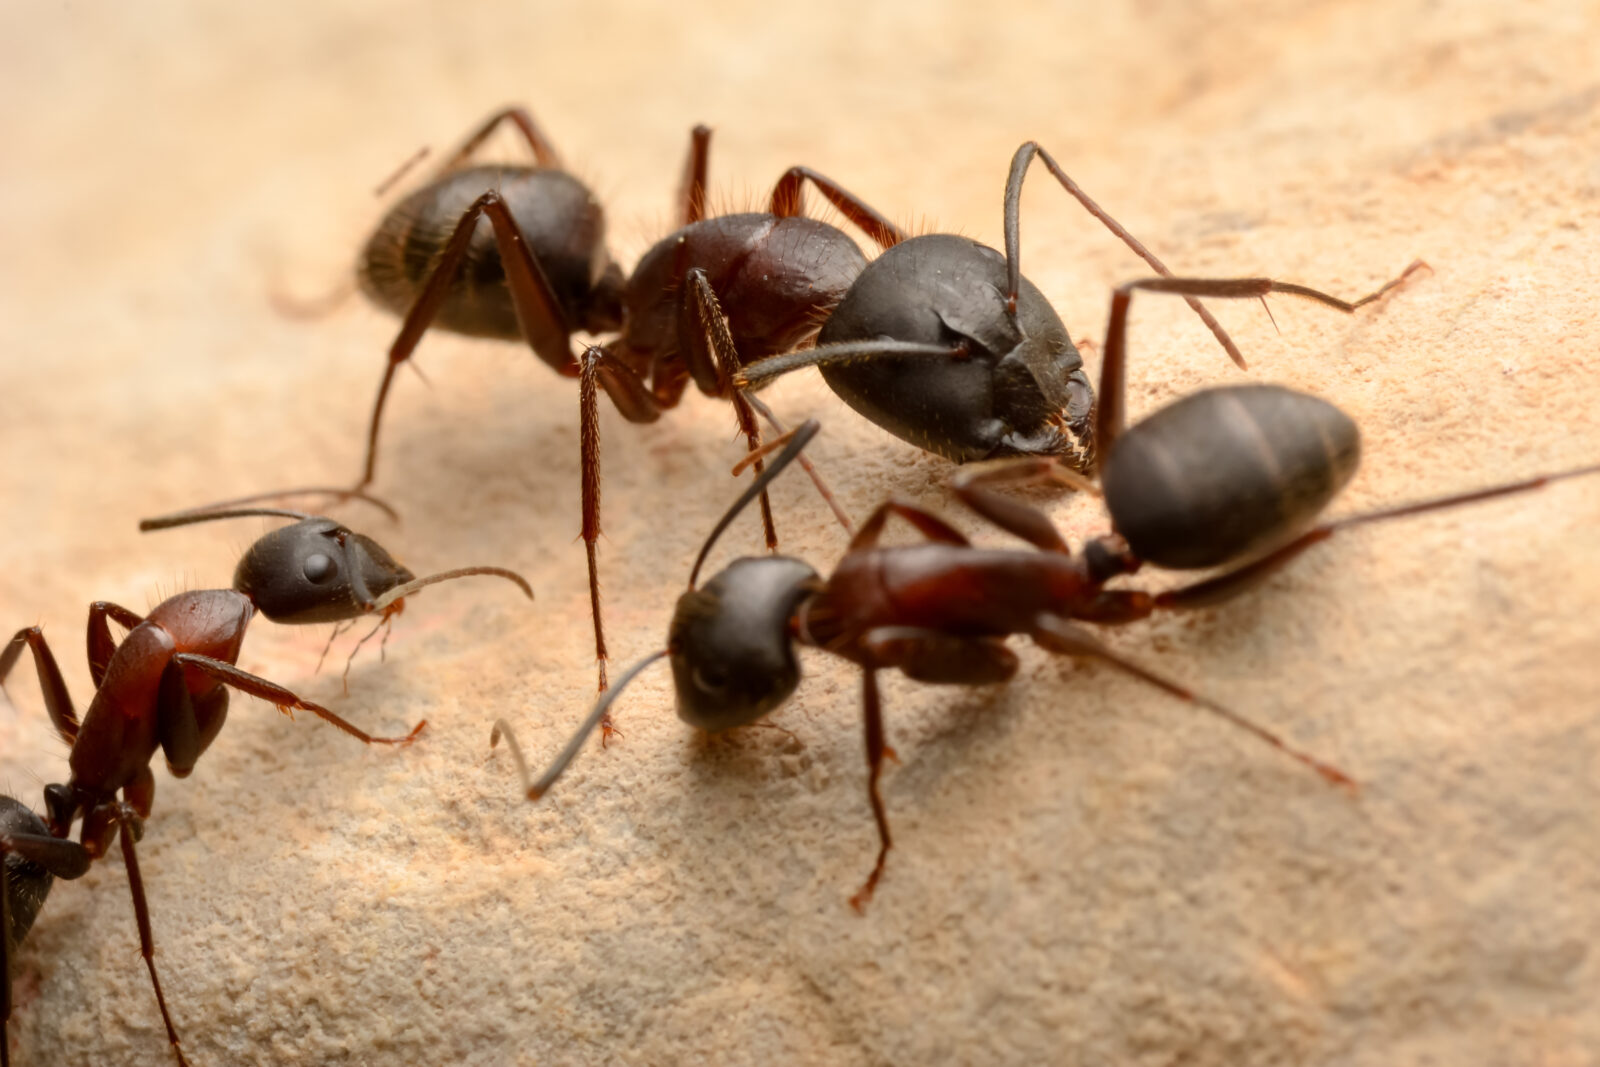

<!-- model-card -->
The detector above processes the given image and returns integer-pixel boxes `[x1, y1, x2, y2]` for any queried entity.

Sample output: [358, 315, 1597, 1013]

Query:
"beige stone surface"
[3, 2, 1599, 1065]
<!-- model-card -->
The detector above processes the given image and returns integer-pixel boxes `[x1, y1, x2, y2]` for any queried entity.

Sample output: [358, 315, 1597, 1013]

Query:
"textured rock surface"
[3, 2, 1599, 1065]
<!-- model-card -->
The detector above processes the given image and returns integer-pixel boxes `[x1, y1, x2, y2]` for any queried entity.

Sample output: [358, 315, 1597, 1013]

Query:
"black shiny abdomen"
[815, 234, 1094, 465]
[1102, 384, 1361, 569]
[358, 165, 615, 339]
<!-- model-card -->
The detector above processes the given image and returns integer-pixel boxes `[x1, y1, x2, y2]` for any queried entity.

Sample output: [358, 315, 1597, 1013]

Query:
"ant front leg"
[169, 654, 426, 745]
[849, 500, 969, 552]
[356, 189, 579, 491]
[575, 345, 669, 704]
[680, 269, 779, 550]
[1092, 267, 1429, 472]
[87, 601, 144, 688]
[768, 167, 906, 251]
[0, 628, 80, 744]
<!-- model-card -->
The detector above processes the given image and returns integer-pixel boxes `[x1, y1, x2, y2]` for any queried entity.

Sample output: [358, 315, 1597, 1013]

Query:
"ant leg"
[154, 658, 231, 779]
[740, 391, 856, 536]
[850, 501, 970, 552]
[578, 334, 690, 706]
[1030, 614, 1353, 788]
[861, 628, 1019, 686]
[432, 105, 562, 174]
[87, 601, 144, 688]
[850, 666, 893, 914]
[841, 633, 1017, 915]
[681, 270, 778, 550]
[948, 459, 1101, 554]
[0, 628, 79, 743]
[356, 190, 579, 490]
[1093, 266, 1428, 474]
[168, 654, 426, 746]
[769, 167, 906, 251]
[1005, 142, 1243, 367]
[1158, 461, 1600, 611]
[678, 125, 712, 226]
[112, 803, 191, 1067]
[574, 347, 665, 712]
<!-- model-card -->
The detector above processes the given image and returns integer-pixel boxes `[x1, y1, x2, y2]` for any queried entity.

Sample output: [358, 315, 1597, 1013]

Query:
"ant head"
[233, 519, 415, 624]
[668, 556, 819, 732]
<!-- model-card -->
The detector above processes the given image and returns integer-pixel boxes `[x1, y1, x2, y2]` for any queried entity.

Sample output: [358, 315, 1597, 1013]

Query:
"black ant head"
[233, 519, 415, 624]
[2, 796, 58, 950]
[140, 497, 532, 626]
[668, 556, 819, 732]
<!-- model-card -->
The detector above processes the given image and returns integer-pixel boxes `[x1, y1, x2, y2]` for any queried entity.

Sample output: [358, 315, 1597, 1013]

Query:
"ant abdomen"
[1101, 383, 1362, 569]
[359, 164, 621, 339]
[815, 233, 1094, 464]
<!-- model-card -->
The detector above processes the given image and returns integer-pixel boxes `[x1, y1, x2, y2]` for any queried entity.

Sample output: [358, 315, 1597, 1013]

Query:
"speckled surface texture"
[3, 3, 1599, 1065]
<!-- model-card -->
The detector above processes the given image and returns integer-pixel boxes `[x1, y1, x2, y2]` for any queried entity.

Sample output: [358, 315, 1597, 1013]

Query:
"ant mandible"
[0, 506, 531, 1065]
[492, 269, 1599, 914]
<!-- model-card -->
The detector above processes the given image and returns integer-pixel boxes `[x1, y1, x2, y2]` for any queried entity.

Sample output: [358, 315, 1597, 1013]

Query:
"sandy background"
[3, 2, 1599, 1065]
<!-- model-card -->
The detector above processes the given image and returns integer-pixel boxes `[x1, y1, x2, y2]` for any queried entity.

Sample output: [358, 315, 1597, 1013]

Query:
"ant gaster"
[0, 506, 531, 1065]
[492, 269, 1599, 914]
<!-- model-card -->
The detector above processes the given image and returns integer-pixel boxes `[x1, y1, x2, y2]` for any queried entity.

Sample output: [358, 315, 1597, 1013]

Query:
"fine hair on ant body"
[0, 505, 531, 1065]
[490, 268, 1599, 914]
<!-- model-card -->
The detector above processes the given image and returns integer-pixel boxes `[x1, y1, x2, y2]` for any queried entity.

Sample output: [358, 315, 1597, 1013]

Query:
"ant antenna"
[687, 419, 821, 590]
[491, 650, 668, 799]
[370, 566, 534, 611]
[140, 506, 317, 531]
[139, 487, 399, 531]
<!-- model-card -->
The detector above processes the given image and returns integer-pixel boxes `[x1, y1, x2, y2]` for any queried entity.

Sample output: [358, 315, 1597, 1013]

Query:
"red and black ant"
[491, 272, 1600, 914]
[0, 507, 530, 1065]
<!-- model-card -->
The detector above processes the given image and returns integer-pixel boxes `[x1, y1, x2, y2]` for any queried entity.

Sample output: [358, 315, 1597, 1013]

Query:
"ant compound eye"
[302, 553, 337, 584]
[692, 664, 730, 695]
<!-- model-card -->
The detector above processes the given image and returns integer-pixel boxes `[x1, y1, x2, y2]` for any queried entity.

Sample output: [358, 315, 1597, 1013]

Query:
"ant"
[0, 507, 531, 1065]
[491, 271, 1600, 915]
